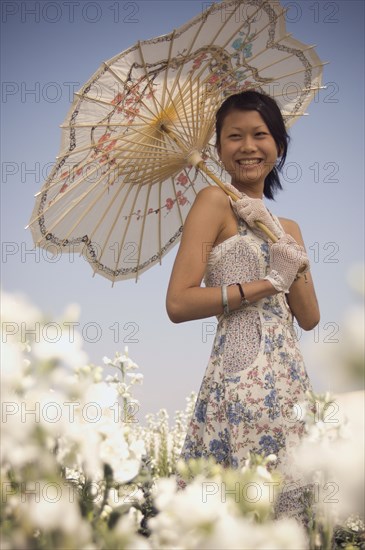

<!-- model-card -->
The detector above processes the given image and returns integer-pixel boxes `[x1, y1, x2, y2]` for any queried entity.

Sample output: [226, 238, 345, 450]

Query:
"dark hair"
[215, 91, 290, 200]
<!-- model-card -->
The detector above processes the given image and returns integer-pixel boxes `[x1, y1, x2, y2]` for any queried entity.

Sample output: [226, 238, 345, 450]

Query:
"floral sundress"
[179, 214, 313, 518]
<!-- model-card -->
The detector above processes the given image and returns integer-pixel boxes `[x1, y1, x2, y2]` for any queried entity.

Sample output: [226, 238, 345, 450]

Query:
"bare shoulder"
[194, 185, 230, 209]
[180, 185, 230, 241]
[278, 217, 300, 233]
[278, 217, 305, 245]
[185, 185, 231, 227]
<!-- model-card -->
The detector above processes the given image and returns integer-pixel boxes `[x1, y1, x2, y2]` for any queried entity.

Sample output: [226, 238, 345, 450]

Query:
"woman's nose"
[239, 138, 256, 152]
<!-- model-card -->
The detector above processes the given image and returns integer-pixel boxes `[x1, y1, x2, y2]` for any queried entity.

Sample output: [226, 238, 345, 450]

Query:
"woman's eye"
[256, 132, 267, 136]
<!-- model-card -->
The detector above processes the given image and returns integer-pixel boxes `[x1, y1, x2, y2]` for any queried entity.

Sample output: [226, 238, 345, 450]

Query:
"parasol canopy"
[28, 0, 325, 283]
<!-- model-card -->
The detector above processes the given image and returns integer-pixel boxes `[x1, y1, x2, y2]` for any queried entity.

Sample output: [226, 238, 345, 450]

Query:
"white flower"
[126, 372, 144, 384]
[155, 475, 234, 529]
[266, 453, 277, 463]
[114, 513, 152, 549]
[97, 428, 143, 484]
[149, 475, 307, 550]
[108, 487, 144, 509]
[78, 364, 91, 375]
[21, 387, 69, 436]
[200, 516, 307, 550]
[83, 382, 119, 410]
[20, 479, 91, 540]
[0, 290, 42, 327]
[57, 420, 104, 480]
[62, 303, 81, 321]
[345, 514, 365, 532]
[115, 353, 129, 365]
[126, 505, 143, 527]
[118, 382, 132, 399]
[122, 357, 139, 371]
[129, 438, 146, 456]
[0, 339, 25, 390]
[112, 458, 141, 484]
[151, 477, 177, 511]
[294, 390, 364, 522]
[105, 374, 119, 383]
[255, 465, 273, 481]
[32, 326, 88, 370]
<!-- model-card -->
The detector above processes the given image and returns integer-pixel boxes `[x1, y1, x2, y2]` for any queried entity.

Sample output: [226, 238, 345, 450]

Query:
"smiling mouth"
[237, 159, 262, 166]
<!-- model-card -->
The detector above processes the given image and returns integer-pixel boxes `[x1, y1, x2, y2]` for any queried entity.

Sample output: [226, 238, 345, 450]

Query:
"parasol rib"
[135, 182, 155, 280]
[161, 29, 175, 110]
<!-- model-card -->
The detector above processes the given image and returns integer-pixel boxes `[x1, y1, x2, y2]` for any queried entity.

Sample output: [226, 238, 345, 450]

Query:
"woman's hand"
[265, 234, 310, 293]
[224, 182, 284, 239]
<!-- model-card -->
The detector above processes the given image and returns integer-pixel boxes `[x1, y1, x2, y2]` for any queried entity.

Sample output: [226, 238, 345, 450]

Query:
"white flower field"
[1, 281, 364, 549]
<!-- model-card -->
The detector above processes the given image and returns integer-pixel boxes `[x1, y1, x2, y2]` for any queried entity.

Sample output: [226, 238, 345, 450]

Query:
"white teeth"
[238, 159, 261, 165]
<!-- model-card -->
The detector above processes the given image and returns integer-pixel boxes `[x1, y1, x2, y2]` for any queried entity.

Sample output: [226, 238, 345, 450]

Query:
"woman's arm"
[166, 187, 279, 323]
[166, 186, 226, 322]
[279, 217, 320, 331]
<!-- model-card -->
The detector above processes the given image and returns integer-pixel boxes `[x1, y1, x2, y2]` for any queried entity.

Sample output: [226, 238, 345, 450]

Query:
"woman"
[166, 91, 320, 518]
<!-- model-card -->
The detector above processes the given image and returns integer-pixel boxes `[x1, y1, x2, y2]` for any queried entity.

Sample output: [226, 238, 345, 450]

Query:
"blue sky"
[1, 1, 364, 420]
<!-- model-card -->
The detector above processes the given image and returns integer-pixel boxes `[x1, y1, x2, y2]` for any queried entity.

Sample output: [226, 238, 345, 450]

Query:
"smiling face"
[217, 109, 279, 197]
